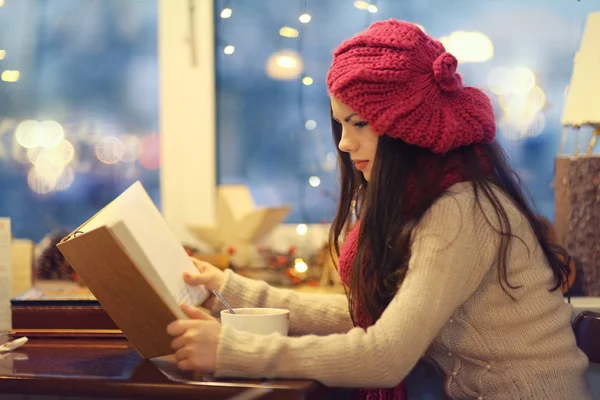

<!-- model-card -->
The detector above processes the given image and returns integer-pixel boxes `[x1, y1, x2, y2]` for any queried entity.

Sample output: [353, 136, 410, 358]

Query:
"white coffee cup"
[220, 308, 289, 336]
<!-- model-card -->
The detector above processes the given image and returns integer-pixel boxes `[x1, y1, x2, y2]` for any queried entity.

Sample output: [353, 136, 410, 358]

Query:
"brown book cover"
[57, 181, 210, 359]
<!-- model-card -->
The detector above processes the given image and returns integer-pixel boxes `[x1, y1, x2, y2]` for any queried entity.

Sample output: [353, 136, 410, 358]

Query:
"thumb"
[183, 272, 206, 286]
[181, 304, 213, 320]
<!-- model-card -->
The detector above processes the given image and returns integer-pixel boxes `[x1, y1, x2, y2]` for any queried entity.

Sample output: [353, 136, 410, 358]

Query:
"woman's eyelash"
[353, 121, 368, 128]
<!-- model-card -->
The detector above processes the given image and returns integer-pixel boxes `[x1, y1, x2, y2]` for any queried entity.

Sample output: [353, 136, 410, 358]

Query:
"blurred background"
[2, 4, 599, 391]
[0, 0, 160, 241]
[0, 0, 597, 239]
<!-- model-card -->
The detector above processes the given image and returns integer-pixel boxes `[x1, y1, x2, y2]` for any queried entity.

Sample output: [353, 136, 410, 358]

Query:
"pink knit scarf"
[338, 220, 406, 400]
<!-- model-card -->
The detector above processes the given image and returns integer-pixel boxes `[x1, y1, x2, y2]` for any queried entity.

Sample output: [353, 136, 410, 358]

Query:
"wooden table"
[0, 334, 326, 399]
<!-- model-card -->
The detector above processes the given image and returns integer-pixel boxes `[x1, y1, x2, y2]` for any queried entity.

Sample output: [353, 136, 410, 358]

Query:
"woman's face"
[331, 96, 379, 181]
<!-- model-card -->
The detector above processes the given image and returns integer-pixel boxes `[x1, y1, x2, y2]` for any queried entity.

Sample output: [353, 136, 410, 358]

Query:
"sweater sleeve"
[214, 192, 497, 387]
[211, 269, 354, 336]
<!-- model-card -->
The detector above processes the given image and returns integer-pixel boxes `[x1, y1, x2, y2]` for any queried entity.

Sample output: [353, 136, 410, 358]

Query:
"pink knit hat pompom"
[326, 19, 496, 154]
[433, 52, 462, 92]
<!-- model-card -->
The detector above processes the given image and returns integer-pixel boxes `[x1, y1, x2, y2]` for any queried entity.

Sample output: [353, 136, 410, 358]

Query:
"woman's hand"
[167, 304, 221, 373]
[185, 258, 226, 309]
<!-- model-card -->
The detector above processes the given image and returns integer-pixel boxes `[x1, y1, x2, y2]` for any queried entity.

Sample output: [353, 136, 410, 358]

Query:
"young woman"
[167, 19, 591, 399]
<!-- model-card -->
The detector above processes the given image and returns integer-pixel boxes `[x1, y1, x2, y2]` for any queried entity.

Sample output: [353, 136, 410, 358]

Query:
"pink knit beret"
[326, 19, 496, 154]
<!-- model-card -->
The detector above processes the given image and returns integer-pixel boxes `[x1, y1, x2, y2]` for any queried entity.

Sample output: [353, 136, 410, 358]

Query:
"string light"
[296, 0, 317, 222]
[355, 0, 379, 25]
[218, 1, 234, 55]
[277, 55, 298, 68]
[309, 176, 321, 187]
[296, 224, 308, 235]
[266, 50, 303, 80]
[294, 258, 308, 273]
[354, 0, 378, 13]
[280, 27, 299, 38]
[0, 0, 4, 7]
[354, 0, 369, 10]
[220, 8, 232, 18]
[298, 0, 311, 24]
[299, 13, 311, 23]
[1, 70, 20, 82]
[302, 76, 313, 85]
[0, 50, 5, 60]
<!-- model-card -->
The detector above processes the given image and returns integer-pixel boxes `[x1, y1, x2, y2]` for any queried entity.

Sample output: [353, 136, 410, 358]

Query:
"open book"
[57, 181, 210, 358]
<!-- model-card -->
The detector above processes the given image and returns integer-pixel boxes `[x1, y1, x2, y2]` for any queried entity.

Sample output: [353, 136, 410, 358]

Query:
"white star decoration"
[188, 185, 290, 267]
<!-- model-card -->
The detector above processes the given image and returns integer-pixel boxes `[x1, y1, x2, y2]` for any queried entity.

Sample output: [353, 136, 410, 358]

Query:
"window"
[214, 0, 595, 225]
[0, 0, 159, 242]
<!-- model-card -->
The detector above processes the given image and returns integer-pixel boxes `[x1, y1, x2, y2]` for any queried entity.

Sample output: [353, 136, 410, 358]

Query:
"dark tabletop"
[0, 334, 326, 399]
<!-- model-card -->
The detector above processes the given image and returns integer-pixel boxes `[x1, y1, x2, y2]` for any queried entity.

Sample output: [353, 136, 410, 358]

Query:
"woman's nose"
[338, 130, 357, 153]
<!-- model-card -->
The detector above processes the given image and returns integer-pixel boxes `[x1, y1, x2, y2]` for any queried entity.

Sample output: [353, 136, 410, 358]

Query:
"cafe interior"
[0, 0, 599, 398]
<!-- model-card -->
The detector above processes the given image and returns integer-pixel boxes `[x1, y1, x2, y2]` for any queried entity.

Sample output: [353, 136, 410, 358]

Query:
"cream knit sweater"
[210, 182, 591, 399]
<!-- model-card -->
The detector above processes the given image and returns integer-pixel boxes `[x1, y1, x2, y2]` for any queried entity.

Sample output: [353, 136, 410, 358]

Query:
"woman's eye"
[353, 121, 368, 128]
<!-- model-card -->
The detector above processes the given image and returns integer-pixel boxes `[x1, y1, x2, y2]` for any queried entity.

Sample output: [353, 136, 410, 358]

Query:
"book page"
[109, 221, 185, 319]
[75, 182, 209, 307]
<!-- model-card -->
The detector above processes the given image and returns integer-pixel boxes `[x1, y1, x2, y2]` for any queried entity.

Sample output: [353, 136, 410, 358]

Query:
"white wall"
[159, 0, 216, 246]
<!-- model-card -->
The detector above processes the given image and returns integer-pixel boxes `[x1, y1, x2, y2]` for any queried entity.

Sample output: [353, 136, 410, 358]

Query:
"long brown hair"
[329, 116, 572, 326]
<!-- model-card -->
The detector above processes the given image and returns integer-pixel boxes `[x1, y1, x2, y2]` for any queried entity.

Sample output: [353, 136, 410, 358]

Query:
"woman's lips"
[354, 160, 369, 171]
